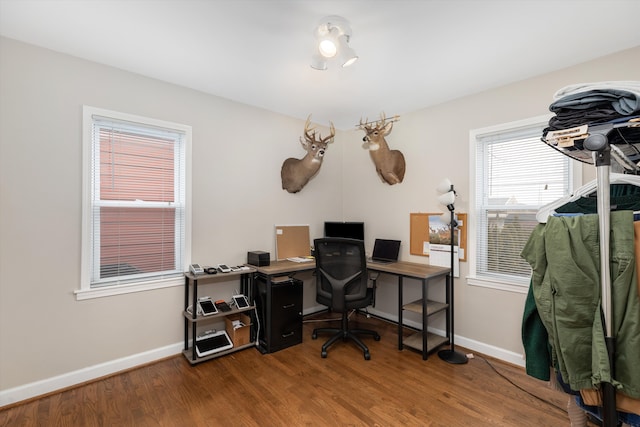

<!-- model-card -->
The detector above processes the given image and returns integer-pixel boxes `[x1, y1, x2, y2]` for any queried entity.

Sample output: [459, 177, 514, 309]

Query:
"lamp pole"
[438, 186, 468, 365]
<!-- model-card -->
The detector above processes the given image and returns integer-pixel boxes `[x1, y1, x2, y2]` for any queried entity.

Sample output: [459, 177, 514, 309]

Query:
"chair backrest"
[314, 237, 368, 312]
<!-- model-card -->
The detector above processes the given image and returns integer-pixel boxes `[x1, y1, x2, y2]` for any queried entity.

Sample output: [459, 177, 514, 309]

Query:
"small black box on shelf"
[247, 251, 270, 267]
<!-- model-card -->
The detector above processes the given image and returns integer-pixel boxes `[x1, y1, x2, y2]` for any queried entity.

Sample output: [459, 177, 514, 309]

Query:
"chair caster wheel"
[374, 335, 381, 341]
[364, 352, 371, 360]
[312, 332, 317, 339]
[321, 350, 327, 358]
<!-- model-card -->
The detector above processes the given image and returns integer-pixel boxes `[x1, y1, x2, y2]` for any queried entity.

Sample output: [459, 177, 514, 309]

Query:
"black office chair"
[312, 237, 380, 360]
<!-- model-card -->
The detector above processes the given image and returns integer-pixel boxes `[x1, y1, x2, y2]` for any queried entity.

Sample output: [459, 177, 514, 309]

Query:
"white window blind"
[474, 121, 573, 285]
[87, 112, 187, 289]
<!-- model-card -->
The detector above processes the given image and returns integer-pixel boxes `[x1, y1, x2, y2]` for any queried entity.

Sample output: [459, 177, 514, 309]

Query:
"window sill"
[466, 275, 529, 294]
[75, 276, 183, 300]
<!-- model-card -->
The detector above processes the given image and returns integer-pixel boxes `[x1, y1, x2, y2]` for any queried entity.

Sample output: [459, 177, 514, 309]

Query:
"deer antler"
[320, 122, 335, 144]
[301, 115, 317, 143]
[357, 113, 400, 131]
[301, 115, 334, 144]
[375, 112, 398, 130]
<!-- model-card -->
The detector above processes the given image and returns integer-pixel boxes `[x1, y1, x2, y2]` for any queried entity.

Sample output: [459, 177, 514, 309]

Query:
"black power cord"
[478, 354, 568, 416]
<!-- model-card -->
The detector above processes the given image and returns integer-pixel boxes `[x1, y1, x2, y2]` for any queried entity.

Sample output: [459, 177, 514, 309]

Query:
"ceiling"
[1, 0, 639, 129]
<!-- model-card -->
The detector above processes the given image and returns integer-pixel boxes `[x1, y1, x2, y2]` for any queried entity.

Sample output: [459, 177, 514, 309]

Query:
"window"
[79, 106, 191, 299]
[468, 115, 577, 292]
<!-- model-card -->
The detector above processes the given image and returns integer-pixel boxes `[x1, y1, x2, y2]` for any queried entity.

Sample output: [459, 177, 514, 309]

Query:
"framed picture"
[409, 212, 467, 261]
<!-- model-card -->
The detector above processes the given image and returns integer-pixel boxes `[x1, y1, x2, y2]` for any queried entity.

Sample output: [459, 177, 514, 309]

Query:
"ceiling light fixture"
[311, 15, 358, 71]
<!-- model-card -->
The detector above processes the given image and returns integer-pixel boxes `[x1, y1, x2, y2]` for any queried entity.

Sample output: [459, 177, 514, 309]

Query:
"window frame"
[467, 114, 580, 293]
[77, 106, 192, 300]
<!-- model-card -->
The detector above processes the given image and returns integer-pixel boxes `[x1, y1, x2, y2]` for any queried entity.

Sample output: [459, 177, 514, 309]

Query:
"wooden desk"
[251, 259, 451, 360]
[252, 259, 315, 276]
[367, 261, 451, 360]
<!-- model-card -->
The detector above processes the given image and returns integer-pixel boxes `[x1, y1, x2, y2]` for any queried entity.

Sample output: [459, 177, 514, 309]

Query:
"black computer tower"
[254, 276, 303, 353]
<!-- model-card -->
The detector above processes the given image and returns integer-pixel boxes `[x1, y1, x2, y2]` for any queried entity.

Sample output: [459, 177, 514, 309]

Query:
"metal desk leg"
[184, 275, 189, 351]
[397, 276, 403, 350]
[240, 273, 249, 300]
[422, 278, 428, 360]
[192, 277, 198, 361]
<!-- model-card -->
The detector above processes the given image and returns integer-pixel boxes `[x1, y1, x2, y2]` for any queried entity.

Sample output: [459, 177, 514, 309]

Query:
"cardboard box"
[225, 313, 251, 347]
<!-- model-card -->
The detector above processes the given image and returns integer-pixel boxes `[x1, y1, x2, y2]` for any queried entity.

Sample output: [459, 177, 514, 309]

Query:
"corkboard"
[410, 213, 467, 261]
[274, 224, 310, 260]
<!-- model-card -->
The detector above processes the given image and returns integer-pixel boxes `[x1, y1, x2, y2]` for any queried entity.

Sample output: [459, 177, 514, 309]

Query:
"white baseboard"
[1, 314, 526, 408]
[454, 336, 525, 367]
[0, 342, 183, 408]
[366, 307, 525, 367]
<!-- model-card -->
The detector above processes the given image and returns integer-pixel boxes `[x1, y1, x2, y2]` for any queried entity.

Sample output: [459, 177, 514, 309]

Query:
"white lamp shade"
[338, 40, 358, 67]
[310, 54, 327, 70]
[438, 191, 456, 206]
[436, 178, 453, 194]
[342, 54, 358, 67]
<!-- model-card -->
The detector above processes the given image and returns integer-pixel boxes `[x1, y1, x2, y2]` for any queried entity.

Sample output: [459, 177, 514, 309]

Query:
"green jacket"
[521, 283, 550, 381]
[521, 211, 640, 398]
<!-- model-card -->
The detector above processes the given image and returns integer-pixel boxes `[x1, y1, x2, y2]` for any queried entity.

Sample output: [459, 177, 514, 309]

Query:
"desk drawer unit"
[255, 277, 303, 353]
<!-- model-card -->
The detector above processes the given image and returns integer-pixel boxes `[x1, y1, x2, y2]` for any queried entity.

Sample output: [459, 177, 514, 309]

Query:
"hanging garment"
[521, 283, 551, 381]
[521, 211, 640, 398]
[537, 175, 640, 223]
[555, 188, 640, 215]
[636, 221, 640, 298]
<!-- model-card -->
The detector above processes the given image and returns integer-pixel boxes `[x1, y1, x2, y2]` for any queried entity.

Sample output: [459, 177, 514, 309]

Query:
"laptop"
[368, 239, 401, 264]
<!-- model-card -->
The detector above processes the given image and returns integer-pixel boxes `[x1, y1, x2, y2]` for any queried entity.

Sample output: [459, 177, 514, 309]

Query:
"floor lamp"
[436, 179, 468, 364]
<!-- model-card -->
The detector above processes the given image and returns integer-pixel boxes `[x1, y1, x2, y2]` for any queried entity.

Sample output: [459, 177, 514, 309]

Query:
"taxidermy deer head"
[281, 115, 335, 193]
[358, 113, 406, 185]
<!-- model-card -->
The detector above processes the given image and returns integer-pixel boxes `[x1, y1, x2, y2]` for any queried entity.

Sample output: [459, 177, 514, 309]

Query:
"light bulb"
[318, 39, 337, 58]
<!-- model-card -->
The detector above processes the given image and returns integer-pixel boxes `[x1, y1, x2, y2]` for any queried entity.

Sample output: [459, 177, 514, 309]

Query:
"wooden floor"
[1, 313, 595, 426]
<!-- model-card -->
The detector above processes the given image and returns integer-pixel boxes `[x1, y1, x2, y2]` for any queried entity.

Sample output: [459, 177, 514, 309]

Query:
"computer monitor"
[323, 221, 365, 241]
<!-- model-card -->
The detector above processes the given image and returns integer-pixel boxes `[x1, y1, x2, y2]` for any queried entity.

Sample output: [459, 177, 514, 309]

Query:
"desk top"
[251, 260, 316, 276]
[367, 260, 450, 280]
[250, 259, 450, 280]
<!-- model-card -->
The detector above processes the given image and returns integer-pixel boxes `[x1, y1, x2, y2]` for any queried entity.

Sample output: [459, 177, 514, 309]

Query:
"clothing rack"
[590, 137, 617, 427]
[543, 119, 640, 427]
[544, 118, 640, 173]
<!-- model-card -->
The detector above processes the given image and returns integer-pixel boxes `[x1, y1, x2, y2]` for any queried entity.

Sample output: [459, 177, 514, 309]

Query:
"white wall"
[0, 37, 344, 403]
[341, 45, 640, 359]
[1, 35, 638, 404]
